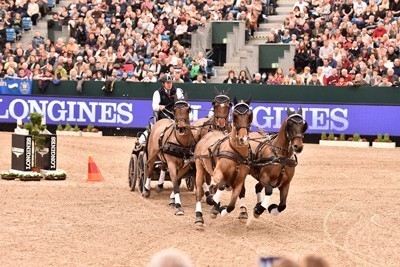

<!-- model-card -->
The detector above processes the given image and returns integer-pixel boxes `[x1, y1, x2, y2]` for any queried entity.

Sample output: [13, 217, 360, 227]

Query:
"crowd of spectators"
[1, 0, 400, 87]
[256, 0, 400, 87]
[0, 0, 274, 89]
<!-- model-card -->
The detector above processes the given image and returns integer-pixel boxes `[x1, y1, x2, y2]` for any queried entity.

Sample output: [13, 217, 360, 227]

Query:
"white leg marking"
[213, 189, 223, 204]
[170, 191, 175, 199]
[196, 201, 202, 213]
[158, 171, 165, 185]
[145, 177, 151, 190]
[261, 195, 271, 209]
[257, 192, 262, 203]
[175, 193, 181, 205]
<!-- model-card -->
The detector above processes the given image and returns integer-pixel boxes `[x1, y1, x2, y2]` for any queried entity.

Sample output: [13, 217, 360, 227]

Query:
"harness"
[194, 101, 253, 183]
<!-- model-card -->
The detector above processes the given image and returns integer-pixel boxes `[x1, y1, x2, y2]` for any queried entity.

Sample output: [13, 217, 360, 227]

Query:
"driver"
[152, 73, 184, 120]
[136, 74, 184, 148]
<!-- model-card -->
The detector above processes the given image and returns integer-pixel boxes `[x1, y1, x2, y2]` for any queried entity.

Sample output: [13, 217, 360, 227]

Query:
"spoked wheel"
[186, 175, 195, 191]
[185, 166, 196, 191]
[128, 154, 138, 191]
[137, 151, 148, 194]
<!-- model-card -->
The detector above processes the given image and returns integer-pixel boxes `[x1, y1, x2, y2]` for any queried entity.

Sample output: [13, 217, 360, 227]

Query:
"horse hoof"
[210, 212, 218, 219]
[268, 204, 280, 216]
[142, 189, 150, 198]
[195, 216, 204, 228]
[210, 205, 219, 219]
[195, 222, 204, 231]
[238, 211, 248, 222]
[206, 194, 214, 206]
[226, 186, 232, 191]
[253, 212, 260, 219]
[155, 184, 164, 193]
[175, 207, 184, 216]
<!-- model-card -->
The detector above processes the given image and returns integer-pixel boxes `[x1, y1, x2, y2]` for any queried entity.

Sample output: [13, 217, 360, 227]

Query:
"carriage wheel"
[137, 151, 148, 194]
[186, 175, 195, 191]
[128, 154, 138, 191]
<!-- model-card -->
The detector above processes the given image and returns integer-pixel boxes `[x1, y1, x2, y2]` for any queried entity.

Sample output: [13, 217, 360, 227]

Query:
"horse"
[248, 107, 307, 218]
[193, 97, 253, 228]
[144, 100, 196, 216]
[191, 92, 232, 143]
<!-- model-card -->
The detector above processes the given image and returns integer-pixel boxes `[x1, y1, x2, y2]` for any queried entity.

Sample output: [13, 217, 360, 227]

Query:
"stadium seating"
[6, 28, 16, 42]
[22, 17, 32, 30]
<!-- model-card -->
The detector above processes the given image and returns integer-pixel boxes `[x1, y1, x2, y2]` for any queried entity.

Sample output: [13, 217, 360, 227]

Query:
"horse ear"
[245, 96, 252, 105]
[233, 96, 238, 106]
[287, 107, 295, 116]
[298, 106, 303, 116]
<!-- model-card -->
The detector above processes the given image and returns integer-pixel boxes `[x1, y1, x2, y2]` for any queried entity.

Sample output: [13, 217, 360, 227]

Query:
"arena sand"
[1, 132, 400, 266]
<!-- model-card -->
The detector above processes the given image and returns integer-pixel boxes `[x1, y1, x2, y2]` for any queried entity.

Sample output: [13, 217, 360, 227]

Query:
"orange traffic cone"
[87, 155, 104, 182]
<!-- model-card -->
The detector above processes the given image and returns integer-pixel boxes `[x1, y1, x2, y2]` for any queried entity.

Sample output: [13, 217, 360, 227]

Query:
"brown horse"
[144, 100, 195, 215]
[249, 107, 307, 217]
[191, 93, 232, 143]
[193, 98, 253, 228]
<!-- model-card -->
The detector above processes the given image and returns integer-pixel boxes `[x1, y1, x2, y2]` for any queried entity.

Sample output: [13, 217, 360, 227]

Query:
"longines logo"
[12, 147, 24, 158]
[38, 148, 49, 157]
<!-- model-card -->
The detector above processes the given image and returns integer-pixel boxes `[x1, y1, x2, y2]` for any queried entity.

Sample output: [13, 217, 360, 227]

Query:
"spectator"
[237, 70, 250, 84]
[193, 73, 206, 83]
[326, 68, 340, 85]
[252, 72, 264, 84]
[308, 73, 322, 85]
[27, 0, 40, 26]
[370, 69, 382, 86]
[32, 32, 45, 49]
[351, 73, 368, 86]
[54, 63, 68, 80]
[223, 70, 238, 84]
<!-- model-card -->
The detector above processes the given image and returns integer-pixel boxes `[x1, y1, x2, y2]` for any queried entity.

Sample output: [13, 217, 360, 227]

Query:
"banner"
[1, 95, 400, 135]
[0, 79, 32, 95]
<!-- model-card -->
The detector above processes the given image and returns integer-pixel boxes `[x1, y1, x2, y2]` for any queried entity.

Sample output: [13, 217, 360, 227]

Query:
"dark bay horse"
[191, 93, 232, 143]
[144, 100, 195, 215]
[193, 98, 253, 228]
[249, 107, 307, 218]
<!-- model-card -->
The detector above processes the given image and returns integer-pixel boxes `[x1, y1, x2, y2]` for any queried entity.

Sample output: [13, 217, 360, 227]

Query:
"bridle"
[284, 114, 308, 142]
[174, 100, 191, 127]
[212, 94, 231, 130]
[232, 102, 252, 145]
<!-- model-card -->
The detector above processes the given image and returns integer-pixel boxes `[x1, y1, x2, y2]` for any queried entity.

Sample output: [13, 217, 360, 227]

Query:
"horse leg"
[219, 180, 245, 218]
[237, 185, 248, 222]
[194, 159, 206, 228]
[203, 173, 212, 197]
[155, 168, 166, 193]
[255, 182, 264, 203]
[206, 169, 225, 206]
[253, 184, 273, 218]
[268, 183, 290, 216]
[170, 167, 184, 216]
[143, 153, 156, 198]
[169, 191, 175, 207]
[209, 178, 226, 219]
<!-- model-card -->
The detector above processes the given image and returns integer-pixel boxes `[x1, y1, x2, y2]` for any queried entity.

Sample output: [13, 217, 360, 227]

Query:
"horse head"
[212, 93, 231, 131]
[174, 100, 191, 135]
[284, 107, 308, 153]
[232, 97, 253, 146]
